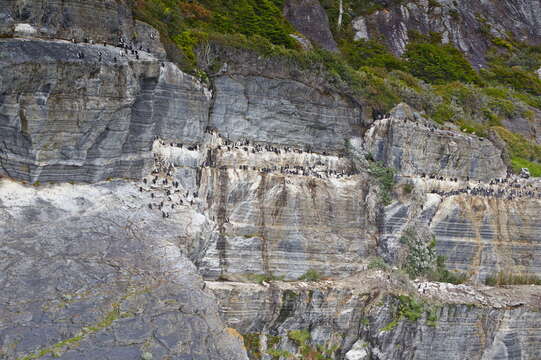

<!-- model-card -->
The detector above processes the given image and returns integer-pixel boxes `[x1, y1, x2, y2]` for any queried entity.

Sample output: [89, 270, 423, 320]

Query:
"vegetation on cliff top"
[132, 0, 541, 177]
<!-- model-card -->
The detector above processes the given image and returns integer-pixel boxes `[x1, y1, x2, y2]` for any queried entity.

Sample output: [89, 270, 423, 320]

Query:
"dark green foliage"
[403, 183, 414, 194]
[342, 39, 405, 71]
[404, 40, 480, 84]
[401, 230, 437, 278]
[133, 0, 296, 69]
[397, 295, 424, 322]
[487, 38, 541, 71]
[368, 256, 390, 271]
[382, 295, 439, 331]
[481, 65, 541, 96]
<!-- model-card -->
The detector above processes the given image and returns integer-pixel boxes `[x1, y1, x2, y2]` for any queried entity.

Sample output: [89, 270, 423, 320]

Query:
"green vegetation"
[248, 273, 285, 284]
[493, 127, 541, 177]
[485, 272, 541, 286]
[342, 39, 405, 71]
[367, 256, 391, 271]
[400, 230, 437, 278]
[243, 333, 262, 359]
[298, 269, 323, 282]
[404, 33, 480, 85]
[133, 0, 297, 69]
[401, 231, 467, 284]
[381, 295, 439, 331]
[130, 1, 541, 177]
[286, 330, 337, 360]
[427, 256, 468, 285]
[403, 183, 414, 194]
[266, 348, 294, 359]
[368, 161, 395, 205]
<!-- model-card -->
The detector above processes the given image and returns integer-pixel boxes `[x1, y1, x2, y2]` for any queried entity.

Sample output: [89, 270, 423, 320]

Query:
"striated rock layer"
[364, 104, 507, 181]
[2, 1, 541, 359]
[208, 273, 541, 360]
[0, 39, 209, 183]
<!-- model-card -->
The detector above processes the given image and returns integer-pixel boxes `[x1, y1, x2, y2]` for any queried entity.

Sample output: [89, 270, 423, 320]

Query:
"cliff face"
[0, 39, 208, 183]
[364, 104, 507, 181]
[1, 1, 541, 359]
[283, 0, 339, 52]
[209, 276, 541, 360]
[352, 0, 541, 65]
[0, 179, 247, 359]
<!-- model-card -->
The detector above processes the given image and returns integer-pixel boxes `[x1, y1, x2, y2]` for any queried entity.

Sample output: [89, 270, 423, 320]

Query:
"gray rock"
[208, 276, 541, 360]
[210, 75, 360, 152]
[364, 103, 507, 181]
[357, 0, 541, 66]
[0, 39, 209, 183]
[283, 0, 339, 52]
[0, 178, 248, 359]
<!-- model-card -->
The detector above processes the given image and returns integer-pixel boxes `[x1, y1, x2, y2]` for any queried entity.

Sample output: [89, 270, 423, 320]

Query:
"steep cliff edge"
[2, 0, 541, 359]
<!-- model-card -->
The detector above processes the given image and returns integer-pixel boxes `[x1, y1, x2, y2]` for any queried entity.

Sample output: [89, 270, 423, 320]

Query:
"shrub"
[242, 333, 261, 359]
[368, 161, 395, 206]
[493, 127, 541, 177]
[368, 257, 390, 271]
[401, 230, 437, 278]
[404, 41, 480, 84]
[342, 39, 405, 71]
[403, 183, 414, 194]
[249, 273, 285, 284]
[287, 330, 335, 360]
[133, 0, 296, 70]
[427, 256, 468, 284]
[382, 295, 438, 331]
[482, 65, 541, 96]
[298, 269, 322, 282]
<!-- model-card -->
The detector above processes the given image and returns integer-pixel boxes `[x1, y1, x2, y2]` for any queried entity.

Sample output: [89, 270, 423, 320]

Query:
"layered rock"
[430, 193, 541, 282]
[0, 0, 166, 58]
[210, 74, 362, 152]
[0, 38, 209, 183]
[364, 104, 507, 181]
[380, 174, 541, 282]
[208, 273, 541, 360]
[2, 1, 541, 359]
[149, 135, 379, 280]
